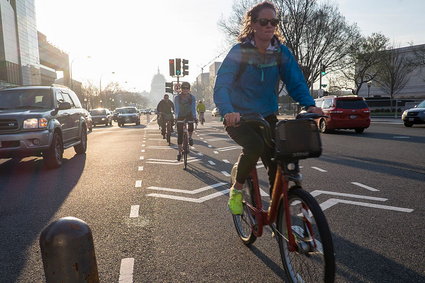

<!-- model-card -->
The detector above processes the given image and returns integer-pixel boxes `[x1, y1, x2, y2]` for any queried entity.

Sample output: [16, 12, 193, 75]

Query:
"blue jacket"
[174, 93, 197, 119]
[213, 42, 315, 117]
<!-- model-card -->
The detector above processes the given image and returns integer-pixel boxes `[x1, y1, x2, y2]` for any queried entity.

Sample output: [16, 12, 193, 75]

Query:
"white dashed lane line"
[311, 166, 327, 172]
[222, 159, 230, 164]
[351, 182, 379, 192]
[213, 151, 219, 154]
[140, 156, 144, 160]
[138, 166, 144, 171]
[208, 161, 216, 165]
[129, 205, 140, 218]
[119, 258, 135, 283]
[221, 171, 231, 177]
[135, 180, 142, 188]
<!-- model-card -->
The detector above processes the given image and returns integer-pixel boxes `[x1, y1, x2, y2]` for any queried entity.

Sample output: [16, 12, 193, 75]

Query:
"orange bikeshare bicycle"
[230, 112, 335, 283]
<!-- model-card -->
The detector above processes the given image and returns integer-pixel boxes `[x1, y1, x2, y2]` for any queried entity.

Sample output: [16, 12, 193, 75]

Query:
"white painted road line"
[312, 166, 327, 172]
[129, 205, 140, 218]
[147, 189, 230, 203]
[138, 166, 144, 171]
[197, 152, 204, 156]
[221, 171, 231, 177]
[140, 156, 144, 160]
[141, 149, 145, 152]
[135, 180, 142, 188]
[213, 151, 219, 154]
[208, 145, 212, 148]
[223, 159, 230, 164]
[208, 160, 216, 165]
[146, 159, 201, 165]
[217, 145, 241, 152]
[147, 182, 227, 194]
[119, 258, 134, 283]
[142, 144, 146, 147]
[310, 190, 387, 201]
[319, 198, 414, 213]
[351, 182, 379, 192]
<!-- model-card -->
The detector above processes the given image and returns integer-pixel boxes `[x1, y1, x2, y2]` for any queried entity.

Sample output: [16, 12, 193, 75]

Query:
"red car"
[315, 96, 370, 134]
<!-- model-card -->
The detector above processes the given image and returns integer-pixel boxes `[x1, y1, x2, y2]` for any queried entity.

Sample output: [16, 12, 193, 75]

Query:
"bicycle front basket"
[275, 119, 322, 160]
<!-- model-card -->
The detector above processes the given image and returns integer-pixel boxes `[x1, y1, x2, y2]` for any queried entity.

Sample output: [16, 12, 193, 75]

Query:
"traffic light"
[165, 82, 173, 94]
[321, 65, 326, 76]
[169, 59, 175, 76]
[182, 59, 189, 76]
[175, 58, 181, 76]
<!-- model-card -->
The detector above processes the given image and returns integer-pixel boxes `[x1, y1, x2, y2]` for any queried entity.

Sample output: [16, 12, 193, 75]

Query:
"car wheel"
[355, 128, 365, 134]
[319, 119, 329, 133]
[44, 132, 63, 169]
[404, 122, 413, 127]
[74, 126, 88, 154]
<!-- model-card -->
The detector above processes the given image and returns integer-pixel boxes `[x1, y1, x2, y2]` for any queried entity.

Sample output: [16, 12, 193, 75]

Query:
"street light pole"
[367, 80, 372, 98]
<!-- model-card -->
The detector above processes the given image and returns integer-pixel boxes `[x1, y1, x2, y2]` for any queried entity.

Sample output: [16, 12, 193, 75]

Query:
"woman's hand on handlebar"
[224, 112, 241, 127]
[306, 106, 324, 115]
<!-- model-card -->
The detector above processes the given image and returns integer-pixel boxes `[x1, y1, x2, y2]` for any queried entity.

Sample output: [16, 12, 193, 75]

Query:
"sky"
[35, 0, 425, 92]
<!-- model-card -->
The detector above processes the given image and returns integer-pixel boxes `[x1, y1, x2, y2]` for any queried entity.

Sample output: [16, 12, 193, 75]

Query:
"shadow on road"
[333, 233, 425, 282]
[0, 154, 86, 282]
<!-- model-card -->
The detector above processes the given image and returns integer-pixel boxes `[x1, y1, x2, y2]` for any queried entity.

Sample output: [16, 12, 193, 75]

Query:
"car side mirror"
[58, 101, 72, 110]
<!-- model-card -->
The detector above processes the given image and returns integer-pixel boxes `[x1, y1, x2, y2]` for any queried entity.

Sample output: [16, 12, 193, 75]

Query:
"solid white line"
[138, 166, 144, 171]
[221, 171, 231, 177]
[311, 166, 327, 172]
[141, 149, 145, 152]
[140, 156, 144, 160]
[222, 159, 230, 163]
[213, 151, 219, 154]
[319, 198, 413, 213]
[147, 182, 227, 194]
[119, 258, 134, 283]
[146, 159, 201, 165]
[129, 205, 140, 218]
[208, 160, 216, 165]
[147, 189, 230, 203]
[148, 157, 197, 162]
[135, 180, 142, 188]
[310, 190, 387, 201]
[351, 182, 379, 192]
[206, 138, 229, 142]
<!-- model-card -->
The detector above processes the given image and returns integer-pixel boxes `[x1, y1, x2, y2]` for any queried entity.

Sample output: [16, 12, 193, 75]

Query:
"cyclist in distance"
[156, 94, 175, 139]
[196, 100, 206, 125]
[174, 82, 197, 161]
[213, 1, 323, 215]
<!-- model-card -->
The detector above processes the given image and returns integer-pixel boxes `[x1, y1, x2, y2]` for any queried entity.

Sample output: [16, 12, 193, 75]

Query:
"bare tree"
[340, 33, 389, 95]
[219, 0, 360, 88]
[374, 46, 417, 110]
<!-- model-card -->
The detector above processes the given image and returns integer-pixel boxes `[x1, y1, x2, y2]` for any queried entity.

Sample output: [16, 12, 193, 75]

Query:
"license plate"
[409, 118, 414, 121]
[350, 115, 357, 119]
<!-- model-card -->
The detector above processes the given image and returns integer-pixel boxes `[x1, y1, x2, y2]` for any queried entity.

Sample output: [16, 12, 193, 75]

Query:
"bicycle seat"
[239, 113, 274, 148]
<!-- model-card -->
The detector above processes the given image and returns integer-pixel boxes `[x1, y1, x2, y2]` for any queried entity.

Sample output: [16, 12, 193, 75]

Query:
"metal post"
[39, 217, 99, 283]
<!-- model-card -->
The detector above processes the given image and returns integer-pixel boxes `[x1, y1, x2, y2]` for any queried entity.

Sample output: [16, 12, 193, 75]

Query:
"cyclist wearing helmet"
[196, 100, 206, 125]
[214, 1, 323, 215]
[174, 82, 197, 161]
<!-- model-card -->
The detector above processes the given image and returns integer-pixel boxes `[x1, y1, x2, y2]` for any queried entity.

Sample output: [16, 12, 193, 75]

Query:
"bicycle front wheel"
[276, 188, 335, 283]
[232, 166, 257, 245]
[183, 133, 188, 170]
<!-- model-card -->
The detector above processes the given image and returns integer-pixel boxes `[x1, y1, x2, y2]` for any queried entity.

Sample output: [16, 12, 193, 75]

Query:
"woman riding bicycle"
[213, 1, 323, 215]
[174, 82, 197, 161]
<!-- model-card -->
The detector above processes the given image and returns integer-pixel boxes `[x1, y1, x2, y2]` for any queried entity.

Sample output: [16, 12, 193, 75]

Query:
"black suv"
[0, 85, 88, 168]
[90, 108, 113, 127]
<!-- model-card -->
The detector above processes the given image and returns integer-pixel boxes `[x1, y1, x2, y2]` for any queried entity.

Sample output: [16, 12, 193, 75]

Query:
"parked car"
[116, 107, 141, 126]
[90, 108, 113, 127]
[0, 85, 88, 168]
[401, 100, 425, 127]
[314, 96, 370, 134]
[212, 107, 220, 117]
[82, 109, 93, 132]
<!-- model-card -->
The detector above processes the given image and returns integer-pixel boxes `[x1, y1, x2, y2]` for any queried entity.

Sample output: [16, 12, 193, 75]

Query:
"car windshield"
[90, 109, 106, 115]
[416, 100, 425, 108]
[117, 108, 137, 114]
[0, 89, 53, 110]
[336, 99, 368, 109]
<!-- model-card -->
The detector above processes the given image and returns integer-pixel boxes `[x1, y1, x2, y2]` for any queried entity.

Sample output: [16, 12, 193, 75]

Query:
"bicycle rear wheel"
[231, 165, 257, 245]
[276, 188, 335, 283]
[166, 121, 172, 145]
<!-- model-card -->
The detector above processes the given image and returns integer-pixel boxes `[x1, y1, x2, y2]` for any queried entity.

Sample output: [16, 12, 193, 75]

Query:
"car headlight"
[23, 118, 48, 129]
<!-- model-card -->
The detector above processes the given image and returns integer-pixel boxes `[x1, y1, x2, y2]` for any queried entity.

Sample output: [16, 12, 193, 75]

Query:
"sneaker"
[177, 154, 181, 161]
[228, 187, 243, 215]
[189, 138, 193, 146]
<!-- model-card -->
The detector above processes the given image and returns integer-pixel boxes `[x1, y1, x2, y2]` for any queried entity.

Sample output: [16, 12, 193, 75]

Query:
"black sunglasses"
[256, 18, 280, 27]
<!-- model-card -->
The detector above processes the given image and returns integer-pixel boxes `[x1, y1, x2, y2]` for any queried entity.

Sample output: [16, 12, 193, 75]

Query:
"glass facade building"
[0, 0, 41, 87]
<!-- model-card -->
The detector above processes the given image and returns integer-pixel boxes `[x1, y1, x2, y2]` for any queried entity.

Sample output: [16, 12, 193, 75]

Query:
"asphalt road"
[0, 113, 424, 282]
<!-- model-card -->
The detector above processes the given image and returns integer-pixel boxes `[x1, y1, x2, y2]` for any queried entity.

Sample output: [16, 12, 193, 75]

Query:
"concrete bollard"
[39, 217, 99, 283]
